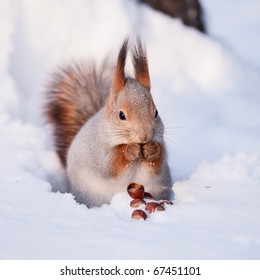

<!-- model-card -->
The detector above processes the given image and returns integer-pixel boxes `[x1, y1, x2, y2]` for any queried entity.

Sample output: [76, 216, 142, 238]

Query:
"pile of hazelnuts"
[127, 183, 173, 220]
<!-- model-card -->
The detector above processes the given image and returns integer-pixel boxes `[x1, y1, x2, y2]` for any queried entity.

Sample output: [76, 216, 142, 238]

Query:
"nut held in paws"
[145, 202, 165, 213]
[127, 183, 144, 199]
[132, 209, 147, 220]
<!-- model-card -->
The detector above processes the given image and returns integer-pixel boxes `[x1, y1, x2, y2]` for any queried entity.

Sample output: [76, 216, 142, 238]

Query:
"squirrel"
[45, 38, 173, 207]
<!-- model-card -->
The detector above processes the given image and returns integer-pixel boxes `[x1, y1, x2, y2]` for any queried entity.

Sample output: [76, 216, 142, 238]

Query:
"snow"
[0, 0, 260, 259]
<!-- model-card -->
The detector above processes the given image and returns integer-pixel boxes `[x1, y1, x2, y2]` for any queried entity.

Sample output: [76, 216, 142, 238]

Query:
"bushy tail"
[45, 61, 112, 166]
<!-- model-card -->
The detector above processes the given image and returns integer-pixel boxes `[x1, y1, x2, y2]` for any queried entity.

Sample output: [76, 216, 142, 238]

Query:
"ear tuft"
[113, 38, 128, 93]
[131, 37, 151, 90]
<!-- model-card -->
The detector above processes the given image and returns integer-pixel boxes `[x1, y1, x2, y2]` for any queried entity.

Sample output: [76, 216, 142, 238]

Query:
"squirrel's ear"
[112, 38, 128, 94]
[131, 38, 151, 90]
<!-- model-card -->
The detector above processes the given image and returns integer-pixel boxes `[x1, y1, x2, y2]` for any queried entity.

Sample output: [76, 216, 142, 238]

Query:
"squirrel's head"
[105, 38, 164, 145]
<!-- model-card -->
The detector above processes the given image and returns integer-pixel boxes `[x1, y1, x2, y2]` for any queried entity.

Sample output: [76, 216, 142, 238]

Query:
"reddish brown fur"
[112, 39, 128, 93]
[131, 38, 151, 90]
[108, 142, 164, 178]
[143, 142, 165, 175]
[45, 62, 111, 166]
[108, 144, 132, 177]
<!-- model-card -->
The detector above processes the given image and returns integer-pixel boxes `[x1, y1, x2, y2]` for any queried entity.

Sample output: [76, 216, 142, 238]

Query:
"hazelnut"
[145, 202, 165, 213]
[130, 198, 146, 208]
[159, 200, 173, 206]
[143, 192, 154, 200]
[131, 209, 147, 220]
[127, 183, 144, 199]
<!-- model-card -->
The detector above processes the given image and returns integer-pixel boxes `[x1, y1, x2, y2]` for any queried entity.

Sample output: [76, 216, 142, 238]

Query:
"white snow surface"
[0, 0, 260, 259]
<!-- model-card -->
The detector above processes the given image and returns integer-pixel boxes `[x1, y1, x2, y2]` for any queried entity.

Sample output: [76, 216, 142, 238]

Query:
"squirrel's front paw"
[125, 143, 141, 161]
[141, 142, 160, 162]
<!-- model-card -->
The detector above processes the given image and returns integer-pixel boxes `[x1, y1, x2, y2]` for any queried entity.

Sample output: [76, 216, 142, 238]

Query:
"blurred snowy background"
[0, 0, 260, 259]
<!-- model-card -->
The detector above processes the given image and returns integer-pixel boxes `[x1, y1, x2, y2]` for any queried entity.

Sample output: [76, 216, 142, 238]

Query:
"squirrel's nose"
[138, 134, 147, 143]
[138, 129, 153, 143]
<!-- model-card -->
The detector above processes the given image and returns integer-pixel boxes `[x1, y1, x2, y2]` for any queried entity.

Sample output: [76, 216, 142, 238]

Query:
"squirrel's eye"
[119, 111, 126, 121]
[155, 109, 158, 118]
